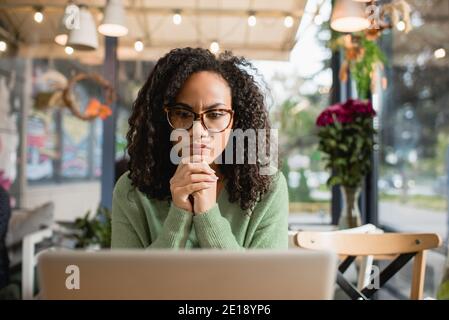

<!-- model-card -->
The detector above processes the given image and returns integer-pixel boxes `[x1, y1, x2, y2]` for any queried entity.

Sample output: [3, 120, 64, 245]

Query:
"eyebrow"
[173, 102, 227, 111]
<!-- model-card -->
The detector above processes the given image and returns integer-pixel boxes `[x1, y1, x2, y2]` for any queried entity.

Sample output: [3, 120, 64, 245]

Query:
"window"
[378, 0, 449, 246]
[376, 0, 449, 299]
[254, 0, 333, 227]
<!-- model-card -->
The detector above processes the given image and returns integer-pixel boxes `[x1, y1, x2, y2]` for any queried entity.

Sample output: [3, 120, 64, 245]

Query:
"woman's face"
[170, 71, 233, 165]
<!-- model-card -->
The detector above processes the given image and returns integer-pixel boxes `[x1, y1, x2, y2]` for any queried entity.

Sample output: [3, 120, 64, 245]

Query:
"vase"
[338, 185, 362, 229]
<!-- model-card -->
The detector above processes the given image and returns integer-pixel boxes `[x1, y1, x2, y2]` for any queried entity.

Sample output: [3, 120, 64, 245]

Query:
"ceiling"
[0, 0, 308, 63]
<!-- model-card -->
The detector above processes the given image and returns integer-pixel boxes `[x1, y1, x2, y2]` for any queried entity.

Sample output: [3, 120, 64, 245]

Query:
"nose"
[191, 120, 208, 140]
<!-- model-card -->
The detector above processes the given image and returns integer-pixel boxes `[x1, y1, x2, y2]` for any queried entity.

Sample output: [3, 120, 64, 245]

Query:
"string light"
[396, 21, 406, 31]
[209, 41, 220, 54]
[248, 12, 256, 27]
[173, 10, 182, 25]
[284, 16, 294, 28]
[434, 48, 446, 59]
[134, 40, 144, 52]
[0, 41, 7, 52]
[34, 6, 44, 23]
[65, 46, 74, 55]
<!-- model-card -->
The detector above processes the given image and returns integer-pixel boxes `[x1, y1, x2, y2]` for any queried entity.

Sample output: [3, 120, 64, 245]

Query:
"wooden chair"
[289, 224, 381, 289]
[333, 224, 382, 290]
[294, 232, 442, 300]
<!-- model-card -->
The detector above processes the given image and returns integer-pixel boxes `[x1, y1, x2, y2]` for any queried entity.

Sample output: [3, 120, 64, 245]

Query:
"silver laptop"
[37, 249, 337, 300]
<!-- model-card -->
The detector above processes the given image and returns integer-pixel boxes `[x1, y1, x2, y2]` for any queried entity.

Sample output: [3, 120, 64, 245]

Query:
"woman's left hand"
[191, 161, 218, 214]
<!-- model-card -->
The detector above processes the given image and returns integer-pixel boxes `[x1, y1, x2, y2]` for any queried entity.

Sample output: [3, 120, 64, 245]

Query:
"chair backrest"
[288, 230, 297, 249]
[295, 232, 441, 256]
[289, 224, 382, 290]
[294, 231, 442, 300]
[334, 223, 380, 234]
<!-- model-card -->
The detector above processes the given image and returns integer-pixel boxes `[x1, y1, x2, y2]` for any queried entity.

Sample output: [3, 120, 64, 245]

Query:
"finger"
[175, 155, 204, 176]
[190, 154, 206, 164]
[172, 172, 217, 190]
[179, 162, 215, 176]
[183, 182, 215, 194]
[187, 173, 218, 183]
[181, 155, 206, 164]
[174, 151, 195, 174]
[172, 165, 215, 186]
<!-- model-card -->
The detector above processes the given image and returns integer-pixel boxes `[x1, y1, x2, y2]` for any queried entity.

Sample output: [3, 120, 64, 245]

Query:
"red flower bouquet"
[316, 99, 377, 228]
[316, 99, 376, 127]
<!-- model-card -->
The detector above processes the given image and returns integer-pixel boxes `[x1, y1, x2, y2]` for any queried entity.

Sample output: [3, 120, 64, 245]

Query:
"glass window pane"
[378, 1, 449, 245]
[26, 110, 58, 181]
[254, 0, 333, 228]
[377, 0, 448, 299]
[61, 110, 90, 178]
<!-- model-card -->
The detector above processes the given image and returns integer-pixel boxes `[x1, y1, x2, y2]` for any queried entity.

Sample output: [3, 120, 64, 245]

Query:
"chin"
[203, 154, 215, 164]
[189, 149, 214, 164]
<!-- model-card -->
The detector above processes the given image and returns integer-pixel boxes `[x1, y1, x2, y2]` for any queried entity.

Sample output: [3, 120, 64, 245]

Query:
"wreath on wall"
[34, 72, 116, 121]
[62, 73, 116, 121]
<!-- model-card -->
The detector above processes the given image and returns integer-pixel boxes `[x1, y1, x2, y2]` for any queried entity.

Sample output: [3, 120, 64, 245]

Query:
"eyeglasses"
[164, 104, 234, 133]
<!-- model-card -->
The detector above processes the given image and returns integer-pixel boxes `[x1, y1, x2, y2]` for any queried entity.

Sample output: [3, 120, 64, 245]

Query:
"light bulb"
[0, 41, 7, 52]
[65, 46, 74, 55]
[248, 14, 256, 27]
[284, 16, 294, 28]
[434, 48, 446, 59]
[55, 34, 68, 46]
[396, 21, 406, 31]
[173, 12, 182, 25]
[134, 40, 144, 52]
[34, 10, 44, 23]
[209, 41, 220, 54]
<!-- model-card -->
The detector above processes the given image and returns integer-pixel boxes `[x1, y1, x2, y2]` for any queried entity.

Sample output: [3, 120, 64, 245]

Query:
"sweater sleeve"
[193, 204, 243, 250]
[111, 173, 193, 249]
[146, 204, 193, 249]
[193, 172, 289, 249]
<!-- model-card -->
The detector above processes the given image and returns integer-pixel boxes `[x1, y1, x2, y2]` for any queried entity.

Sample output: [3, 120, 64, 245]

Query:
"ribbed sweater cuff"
[166, 204, 193, 230]
[193, 204, 241, 249]
[148, 204, 193, 248]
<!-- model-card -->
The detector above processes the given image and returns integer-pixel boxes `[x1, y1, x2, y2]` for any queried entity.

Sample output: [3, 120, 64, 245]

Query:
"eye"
[206, 111, 226, 119]
[173, 109, 192, 119]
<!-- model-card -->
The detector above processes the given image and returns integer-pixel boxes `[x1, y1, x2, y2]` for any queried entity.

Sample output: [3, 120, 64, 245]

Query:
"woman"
[112, 47, 288, 249]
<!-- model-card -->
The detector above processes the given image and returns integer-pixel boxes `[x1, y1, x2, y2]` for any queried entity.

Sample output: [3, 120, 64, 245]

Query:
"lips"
[191, 143, 211, 156]
[192, 143, 211, 150]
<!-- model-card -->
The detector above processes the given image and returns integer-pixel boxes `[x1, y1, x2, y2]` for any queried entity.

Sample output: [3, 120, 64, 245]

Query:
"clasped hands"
[170, 155, 219, 214]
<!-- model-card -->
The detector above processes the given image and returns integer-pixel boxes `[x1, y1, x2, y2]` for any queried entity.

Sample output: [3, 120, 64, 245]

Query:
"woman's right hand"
[170, 155, 218, 212]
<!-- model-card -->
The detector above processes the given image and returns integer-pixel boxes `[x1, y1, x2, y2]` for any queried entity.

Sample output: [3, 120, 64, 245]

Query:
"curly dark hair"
[126, 47, 275, 213]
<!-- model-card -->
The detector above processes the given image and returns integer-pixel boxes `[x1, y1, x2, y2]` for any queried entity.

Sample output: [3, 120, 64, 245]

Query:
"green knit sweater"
[111, 171, 289, 249]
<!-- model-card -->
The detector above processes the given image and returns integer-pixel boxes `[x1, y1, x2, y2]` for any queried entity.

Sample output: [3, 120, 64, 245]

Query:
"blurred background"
[0, 0, 448, 299]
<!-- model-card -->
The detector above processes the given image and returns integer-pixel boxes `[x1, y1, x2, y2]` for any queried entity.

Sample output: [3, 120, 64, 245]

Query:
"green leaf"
[437, 280, 449, 300]
[327, 175, 341, 187]
[338, 143, 349, 152]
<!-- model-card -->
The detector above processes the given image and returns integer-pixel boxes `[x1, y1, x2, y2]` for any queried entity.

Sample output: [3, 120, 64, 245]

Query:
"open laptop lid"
[37, 249, 337, 300]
